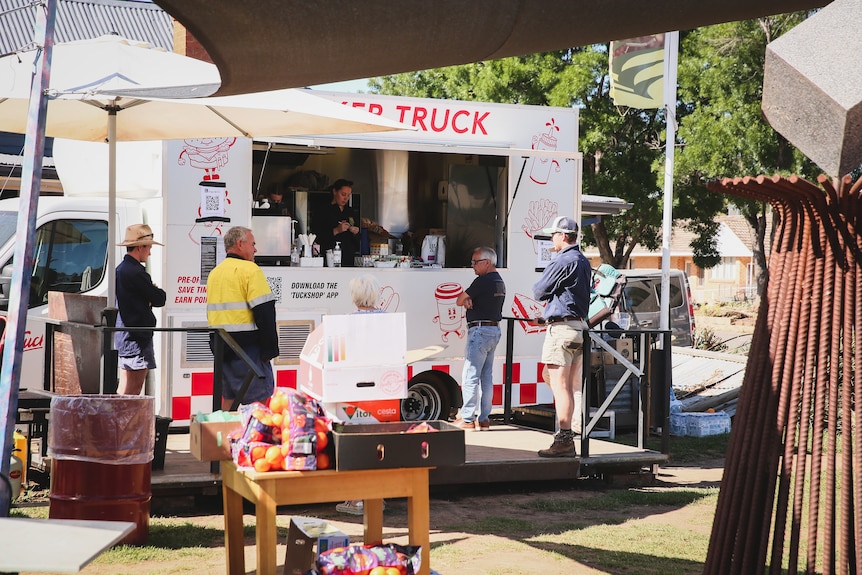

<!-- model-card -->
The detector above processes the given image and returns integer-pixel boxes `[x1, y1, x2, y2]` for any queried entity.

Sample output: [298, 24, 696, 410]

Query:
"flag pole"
[0, 0, 57, 516]
[659, 31, 679, 344]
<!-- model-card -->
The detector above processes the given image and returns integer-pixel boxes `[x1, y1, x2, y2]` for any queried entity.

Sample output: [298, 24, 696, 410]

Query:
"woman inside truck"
[315, 178, 360, 266]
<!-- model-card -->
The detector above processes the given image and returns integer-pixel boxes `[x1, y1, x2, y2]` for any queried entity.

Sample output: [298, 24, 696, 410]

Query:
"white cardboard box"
[299, 313, 407, 402]
[284, 517, 350, 575]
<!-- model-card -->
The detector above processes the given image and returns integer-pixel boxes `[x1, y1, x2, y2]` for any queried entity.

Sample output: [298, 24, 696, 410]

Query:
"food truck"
[0, 91, 628, 427]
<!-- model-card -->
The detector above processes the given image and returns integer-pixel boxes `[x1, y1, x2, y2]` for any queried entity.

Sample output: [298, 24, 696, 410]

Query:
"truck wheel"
[401, 374, 451, 422]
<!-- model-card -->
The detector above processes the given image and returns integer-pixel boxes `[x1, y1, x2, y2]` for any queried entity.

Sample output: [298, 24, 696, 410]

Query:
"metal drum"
[48, 395, 154, 545]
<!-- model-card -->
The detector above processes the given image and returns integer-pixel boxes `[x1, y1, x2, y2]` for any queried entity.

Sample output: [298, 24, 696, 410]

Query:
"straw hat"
[117, 224, 163, 247]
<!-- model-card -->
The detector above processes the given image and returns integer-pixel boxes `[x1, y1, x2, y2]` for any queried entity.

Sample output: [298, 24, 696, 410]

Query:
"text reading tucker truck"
[0, 91, 628, 427]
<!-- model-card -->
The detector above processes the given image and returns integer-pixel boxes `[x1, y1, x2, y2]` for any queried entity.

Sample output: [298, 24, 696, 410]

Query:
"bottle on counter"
[333, 242, 342, 267]
[290, 245, 299, 266]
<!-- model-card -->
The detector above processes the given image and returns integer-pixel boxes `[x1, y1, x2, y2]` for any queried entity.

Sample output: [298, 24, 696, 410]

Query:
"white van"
[617, 269, 696, 347]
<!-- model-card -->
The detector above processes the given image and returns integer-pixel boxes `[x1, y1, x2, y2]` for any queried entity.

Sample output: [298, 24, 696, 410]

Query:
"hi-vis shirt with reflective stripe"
[206, 256, 276, 331]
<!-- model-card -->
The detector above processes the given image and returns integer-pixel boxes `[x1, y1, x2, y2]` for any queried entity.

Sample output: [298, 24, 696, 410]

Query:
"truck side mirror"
[0, 263, 12, 306]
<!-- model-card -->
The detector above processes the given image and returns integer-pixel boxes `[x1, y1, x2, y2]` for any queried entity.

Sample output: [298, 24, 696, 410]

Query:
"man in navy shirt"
[532, 216, 590, 457]
[115, 224, 167, 395]
[453, 247, 505, 431]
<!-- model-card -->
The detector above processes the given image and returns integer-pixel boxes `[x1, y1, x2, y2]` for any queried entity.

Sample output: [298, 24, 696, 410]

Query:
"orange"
[385, 568, 403, 575]
[316, 452, 331, 470]
[265, 445, 284, 466]
[271, 413, 284, 428]
[369, 567, 387, 575]
[316, 431, 329, 451]
[250, 445, 268, 462]
[253, 458, 271, 472]
[315, 417, 329, 433]
[269, 392, 288, 415]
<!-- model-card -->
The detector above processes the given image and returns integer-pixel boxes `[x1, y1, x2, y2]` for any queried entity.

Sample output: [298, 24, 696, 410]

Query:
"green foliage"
[370, 12, 822, 273]
[693, 327, 728, 352]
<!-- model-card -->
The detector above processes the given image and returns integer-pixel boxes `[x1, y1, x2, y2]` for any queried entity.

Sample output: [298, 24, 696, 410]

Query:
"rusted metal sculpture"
[704, 173, 861, 574]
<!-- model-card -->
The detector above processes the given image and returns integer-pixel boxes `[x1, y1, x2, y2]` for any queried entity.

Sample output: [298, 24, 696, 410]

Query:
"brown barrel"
[48, 395, 154, 545]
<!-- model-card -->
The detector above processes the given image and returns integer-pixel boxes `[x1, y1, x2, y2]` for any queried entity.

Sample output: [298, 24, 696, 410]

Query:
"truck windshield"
[0, 211, 18, 248]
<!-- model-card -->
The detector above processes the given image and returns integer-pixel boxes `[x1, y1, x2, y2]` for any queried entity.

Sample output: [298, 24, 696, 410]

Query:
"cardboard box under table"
[190, 413, 242, 461]
[332, 421, 465, 471]
[284, 517, 349, 575]
[299, 313, 407, 403]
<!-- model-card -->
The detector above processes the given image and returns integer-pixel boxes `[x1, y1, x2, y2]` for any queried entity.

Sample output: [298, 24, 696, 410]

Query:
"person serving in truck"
[317, 178, 360, 266]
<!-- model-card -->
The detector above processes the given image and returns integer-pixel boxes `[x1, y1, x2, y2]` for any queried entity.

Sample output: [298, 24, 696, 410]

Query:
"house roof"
[583, 215, 770, 259]
[0, 0, 173, 55]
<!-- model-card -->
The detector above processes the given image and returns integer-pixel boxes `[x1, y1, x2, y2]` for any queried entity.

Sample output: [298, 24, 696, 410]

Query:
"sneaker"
[477, 420, 491, 431]
[336, 500, 364, 515]
[336, 500, 386, 515]
[453, 418, 478, 431]
[537, 437, 577, 458]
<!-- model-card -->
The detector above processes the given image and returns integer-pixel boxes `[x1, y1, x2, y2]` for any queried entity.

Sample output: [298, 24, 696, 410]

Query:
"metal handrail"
[39, 315, 266, 412]
[500, 316, 671, 456]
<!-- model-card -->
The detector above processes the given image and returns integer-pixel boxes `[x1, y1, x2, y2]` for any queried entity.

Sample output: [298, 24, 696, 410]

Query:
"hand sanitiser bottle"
[333, 242, 342, 267]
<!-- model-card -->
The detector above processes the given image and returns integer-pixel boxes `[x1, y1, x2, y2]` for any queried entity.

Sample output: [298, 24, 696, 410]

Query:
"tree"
[674, 14, 819, 295]
[370, 14, 820, 278]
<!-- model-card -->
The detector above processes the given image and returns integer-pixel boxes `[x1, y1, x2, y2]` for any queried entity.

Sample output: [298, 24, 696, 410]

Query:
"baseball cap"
[541, 216, 579, 235]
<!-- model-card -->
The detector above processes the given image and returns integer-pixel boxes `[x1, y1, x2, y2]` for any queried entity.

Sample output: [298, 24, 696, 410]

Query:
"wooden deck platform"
[152, 422, 668, 497]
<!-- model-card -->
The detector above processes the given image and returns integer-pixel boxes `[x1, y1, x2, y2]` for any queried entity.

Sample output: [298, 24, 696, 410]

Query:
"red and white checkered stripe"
[168, 358, 553, 425]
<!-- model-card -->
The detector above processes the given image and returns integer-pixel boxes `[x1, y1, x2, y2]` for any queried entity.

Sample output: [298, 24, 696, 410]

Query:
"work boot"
[538, 431, 577, 458]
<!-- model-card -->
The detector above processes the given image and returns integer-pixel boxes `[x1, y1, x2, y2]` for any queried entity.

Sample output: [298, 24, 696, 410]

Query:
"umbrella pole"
[102, 108, 119, 395]
[108, 108, 117, 306]
[0, 0, 57, 517]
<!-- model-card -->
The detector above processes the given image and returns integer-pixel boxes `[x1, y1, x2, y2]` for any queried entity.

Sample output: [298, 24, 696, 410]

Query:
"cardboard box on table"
[284, 517, 350, 575]
[332, 420, 465, 471]
[189, 413, 242, 461]
[299, 314, 408, 420]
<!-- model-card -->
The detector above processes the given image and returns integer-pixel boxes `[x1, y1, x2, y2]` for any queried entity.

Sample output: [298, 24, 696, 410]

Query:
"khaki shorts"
[541, 321, 587, 366]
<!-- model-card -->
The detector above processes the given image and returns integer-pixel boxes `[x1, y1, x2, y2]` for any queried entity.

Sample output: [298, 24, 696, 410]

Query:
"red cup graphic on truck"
[433, 282, 465, 342]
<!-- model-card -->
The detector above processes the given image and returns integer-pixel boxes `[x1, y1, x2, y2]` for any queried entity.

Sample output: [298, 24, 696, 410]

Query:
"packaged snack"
[313, 543, 420, 575]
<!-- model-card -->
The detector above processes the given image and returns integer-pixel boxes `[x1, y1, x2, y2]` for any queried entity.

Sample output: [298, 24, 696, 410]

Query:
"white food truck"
[0, 91, 627, 427]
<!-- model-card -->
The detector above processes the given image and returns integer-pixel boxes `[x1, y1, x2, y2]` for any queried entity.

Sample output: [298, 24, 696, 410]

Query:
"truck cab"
[0, 195, 150, 387]
[618, 268, 696, 347]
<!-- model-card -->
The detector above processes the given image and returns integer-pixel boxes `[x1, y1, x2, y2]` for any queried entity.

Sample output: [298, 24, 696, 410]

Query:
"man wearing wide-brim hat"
[115, 224, 166, 395]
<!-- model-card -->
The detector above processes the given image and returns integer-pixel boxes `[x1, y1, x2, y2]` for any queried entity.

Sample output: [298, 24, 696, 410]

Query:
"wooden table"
[221, 461, 431, 575]
[0, 517, 134, 572]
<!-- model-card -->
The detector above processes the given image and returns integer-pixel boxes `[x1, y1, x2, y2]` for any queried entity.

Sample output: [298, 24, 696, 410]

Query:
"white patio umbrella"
[0, 34, 408, 302]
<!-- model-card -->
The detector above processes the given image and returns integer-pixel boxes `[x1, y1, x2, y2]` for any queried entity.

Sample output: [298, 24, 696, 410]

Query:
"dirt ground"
[23, 460, 724, 575]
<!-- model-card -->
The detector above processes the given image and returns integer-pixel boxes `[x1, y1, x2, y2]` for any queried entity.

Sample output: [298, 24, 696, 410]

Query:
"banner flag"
[609, 34, 665, 108]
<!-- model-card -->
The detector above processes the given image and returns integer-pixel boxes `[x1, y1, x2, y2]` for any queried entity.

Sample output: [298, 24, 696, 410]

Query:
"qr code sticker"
[204, 194, 220, 213]
[267, 276, 282, 303]
[539, 244, 554, 263]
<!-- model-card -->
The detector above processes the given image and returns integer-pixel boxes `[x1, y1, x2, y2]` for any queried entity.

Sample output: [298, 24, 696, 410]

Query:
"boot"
[538, 431, 577, 458]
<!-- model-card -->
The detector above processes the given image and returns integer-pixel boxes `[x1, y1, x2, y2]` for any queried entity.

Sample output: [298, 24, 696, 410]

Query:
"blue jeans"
[459, 325, 501, 423]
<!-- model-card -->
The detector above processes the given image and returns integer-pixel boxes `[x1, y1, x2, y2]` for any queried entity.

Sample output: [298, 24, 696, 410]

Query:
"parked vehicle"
[617, 269, 696, 347]
[1, 91, 631, 427]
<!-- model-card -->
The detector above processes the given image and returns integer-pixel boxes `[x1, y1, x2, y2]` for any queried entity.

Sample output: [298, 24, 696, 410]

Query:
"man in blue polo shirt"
[533, 216, 591, 457]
